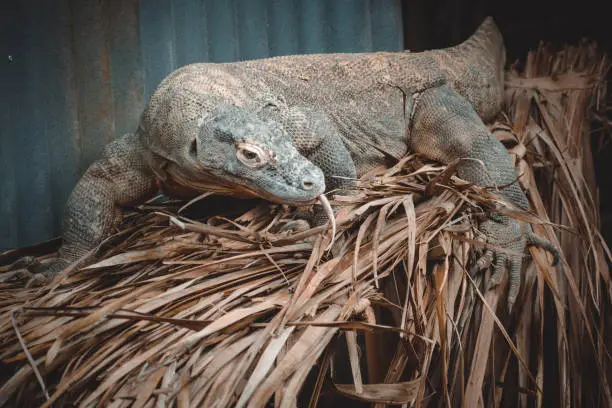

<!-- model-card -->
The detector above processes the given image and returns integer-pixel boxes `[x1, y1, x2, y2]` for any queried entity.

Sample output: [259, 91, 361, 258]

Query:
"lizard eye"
[236, 143, 271, 169]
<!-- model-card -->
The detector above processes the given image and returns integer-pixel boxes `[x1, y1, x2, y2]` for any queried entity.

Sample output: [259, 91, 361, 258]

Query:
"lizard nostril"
[189, 139, 197, 158]
[302, 180, 314, 190]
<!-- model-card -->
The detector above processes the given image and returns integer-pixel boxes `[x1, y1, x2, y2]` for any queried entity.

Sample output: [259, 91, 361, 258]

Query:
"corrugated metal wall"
[0, 0, 403, 251]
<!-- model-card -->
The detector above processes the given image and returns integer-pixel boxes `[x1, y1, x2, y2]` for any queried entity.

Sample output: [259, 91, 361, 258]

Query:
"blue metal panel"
[140, 0, 177, 103]
[108, 0, 146, 139]
[297, 0, 329, 53]
[328, 0, 373, 53]
[0, 2, 22, 249]
[370, 0, 404, 51]
[0, 0, 403, 251]
[206, 0, 240, 63]
[237, 0, 271, 60]
[267, 0, 299, 56]
[33, 0, 81, 236]
[172, 0, 209, 66]
[12, 0, 54, 246]
[1, 0, 80, 248]
[71, 0, 116, 171]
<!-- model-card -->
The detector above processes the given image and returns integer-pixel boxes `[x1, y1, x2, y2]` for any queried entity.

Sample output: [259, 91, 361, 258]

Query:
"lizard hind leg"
[408, 85, 564, 312]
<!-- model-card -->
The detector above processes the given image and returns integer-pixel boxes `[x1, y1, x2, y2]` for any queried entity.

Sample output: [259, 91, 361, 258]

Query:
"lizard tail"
[459, 16, 506, 69]
[436, 16, 507, 121]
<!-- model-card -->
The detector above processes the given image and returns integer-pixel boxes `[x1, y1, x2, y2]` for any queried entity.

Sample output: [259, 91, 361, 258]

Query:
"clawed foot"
[277, 200, 336, 250]
[0, 255, 66, 288]
[277, 201, 330, 234]
[470, 216, 561, 311]
[278, 219, 312, 234]
[25, 272, 49, 288]
[0, 256, 51, 287]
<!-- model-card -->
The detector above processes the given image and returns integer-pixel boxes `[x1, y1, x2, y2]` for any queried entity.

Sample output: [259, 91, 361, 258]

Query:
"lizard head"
[183, 104, 326, 204]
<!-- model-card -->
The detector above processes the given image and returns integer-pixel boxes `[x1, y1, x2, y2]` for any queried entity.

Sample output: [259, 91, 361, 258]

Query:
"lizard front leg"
[30, 133, 158, 283]
[263, 105, 357, 229]
[409, 85, 560, 309]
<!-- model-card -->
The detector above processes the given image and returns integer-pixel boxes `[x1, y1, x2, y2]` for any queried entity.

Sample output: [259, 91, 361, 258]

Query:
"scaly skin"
[31, 17, 557, 309]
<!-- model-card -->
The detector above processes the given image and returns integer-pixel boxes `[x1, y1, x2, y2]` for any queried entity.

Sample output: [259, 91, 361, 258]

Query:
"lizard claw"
[469, 249, 494, 276]
[526, 231, 561, 266]
[7, 256, 45, 273]
[485, 252, 507, 292]
[25, 273, 49, 288]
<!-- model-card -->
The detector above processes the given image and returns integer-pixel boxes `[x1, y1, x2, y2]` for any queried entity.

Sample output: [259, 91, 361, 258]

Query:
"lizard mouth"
[165, 165, 322, 205]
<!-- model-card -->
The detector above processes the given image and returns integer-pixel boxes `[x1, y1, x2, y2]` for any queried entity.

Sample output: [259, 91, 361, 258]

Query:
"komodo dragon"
[26, 17, 558, 308]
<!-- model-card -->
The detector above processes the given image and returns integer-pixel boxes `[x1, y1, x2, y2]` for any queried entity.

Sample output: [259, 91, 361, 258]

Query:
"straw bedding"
[0, 41, 610, 407]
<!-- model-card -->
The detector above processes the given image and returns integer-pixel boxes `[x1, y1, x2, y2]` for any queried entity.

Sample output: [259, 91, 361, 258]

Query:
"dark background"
[403, 0, 611, 59]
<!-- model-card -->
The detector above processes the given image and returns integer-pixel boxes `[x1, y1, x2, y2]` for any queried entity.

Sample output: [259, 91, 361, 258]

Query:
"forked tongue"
[178, 191, 215, 214]
[317, 194, 336, 251]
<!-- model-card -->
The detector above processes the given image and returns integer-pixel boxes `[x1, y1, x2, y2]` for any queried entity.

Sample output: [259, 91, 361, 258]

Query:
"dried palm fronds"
[0, 41, 610, 408]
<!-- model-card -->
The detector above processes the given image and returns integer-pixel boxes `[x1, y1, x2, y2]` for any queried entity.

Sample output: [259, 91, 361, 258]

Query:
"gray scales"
[23, 17, 559, 309]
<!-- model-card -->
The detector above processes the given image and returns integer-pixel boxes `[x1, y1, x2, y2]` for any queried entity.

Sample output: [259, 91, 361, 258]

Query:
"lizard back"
[238, 16, 505, 121]
[142, 17, 505, 175]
